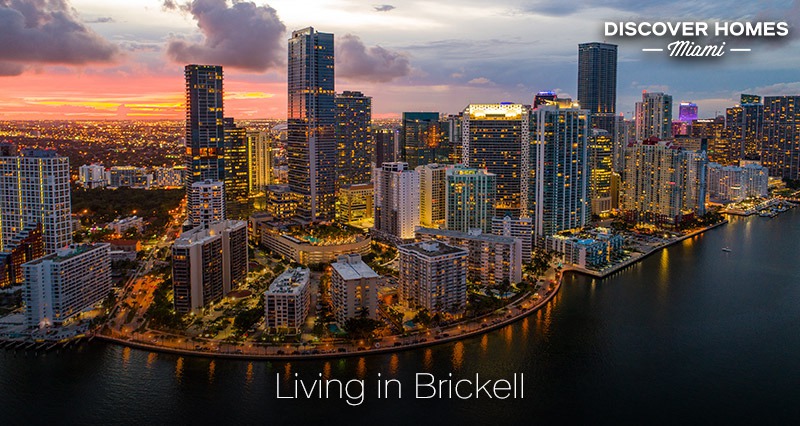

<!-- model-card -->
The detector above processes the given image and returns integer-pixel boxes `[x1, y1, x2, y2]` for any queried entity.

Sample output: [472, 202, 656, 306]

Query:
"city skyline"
[1, 0, 800, 120]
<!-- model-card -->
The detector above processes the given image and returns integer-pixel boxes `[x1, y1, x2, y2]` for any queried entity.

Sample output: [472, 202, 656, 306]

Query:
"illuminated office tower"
[373, 162, 419, 243]
[530, 100, 589, 243]
[445, 113, 463, 164]
[726, 94, 764, 160]
[577, 42, 617, 133]
[288, 27, 336, 222]
[691, 116, 733, 165]
[23, 243, 111, 328]
[0, 149, 72, 254]
[184, 65, 224, 215]
[679, 102, 698, 122]
[401, 112, 447, 169]
[588, 128, 614, 217]
[223, 118, 250, 219]
[621, 139, 707, 225]
[417, 163, 450, 229]
[336, 91, 372, 187]
[635, 91, 673, 140]
[188, 180, 225, 227]
[762, 96, 800, 180]
[171, 220, 248, 314]
[445, 165, 496, 233]
[246, 130, 272, 195]
[374, 127, 399, 167]
[336, 183, 373, 226]
[462, 103, 529, 218]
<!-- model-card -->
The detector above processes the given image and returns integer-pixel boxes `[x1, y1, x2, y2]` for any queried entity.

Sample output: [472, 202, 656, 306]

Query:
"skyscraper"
[621, 139, 707, 225]
[336, 91, 372, 187]
[417, 163, 450, 229]
[530, 100, 589, 243]
[635, 92, 673, 140]
[762, 96, 800, 180]
[246, 130, 273, 195]
[373, 162, 420, 243]
[188, 180, 225, 227]
[288, 27, 336, 222]
[462, 103, 529, 218]
[577, 42, 617, 132]
[678, 102, 698, 122]
[172, 220, 248, 314]
[726, 94, 763, 160]
[446, 165, 496, 233]
[0, 149, 72, 254]
[398, 241, 467, 316]
[223, 118, 250, 219]
[401, 112, 446, 169]
[588, 128, 614, 216]
[374, 127, 399, 167]
[184, 65, 224, 215]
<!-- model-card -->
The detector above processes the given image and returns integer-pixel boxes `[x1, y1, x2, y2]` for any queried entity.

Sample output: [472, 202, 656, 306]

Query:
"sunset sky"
[1, 0, 799, 120]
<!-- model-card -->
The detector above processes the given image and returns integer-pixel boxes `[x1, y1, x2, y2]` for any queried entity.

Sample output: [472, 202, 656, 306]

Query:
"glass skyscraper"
[577, 42, 617, 132]
[336, 91, 372, 187]
[223, 118, 250, 219]
[762, 96, 800, 180]
[401, 112, 447, 169]
[184, 65, 224, 217]
[288, 27, 336, 222]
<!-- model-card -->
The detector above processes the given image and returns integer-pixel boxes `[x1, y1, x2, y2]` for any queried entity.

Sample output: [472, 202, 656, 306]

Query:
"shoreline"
[563, 220, 728, 278]
[94, 276, 563, 361]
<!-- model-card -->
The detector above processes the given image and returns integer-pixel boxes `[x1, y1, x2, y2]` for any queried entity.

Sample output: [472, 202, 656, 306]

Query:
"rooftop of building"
[24, 243, 109, 265]
[266, 267, 310, 295]
[174, 220, 246, 246]
[416, 227, 517, 245]
[399, 240, 467, 258]
[331, 254, 380, 280]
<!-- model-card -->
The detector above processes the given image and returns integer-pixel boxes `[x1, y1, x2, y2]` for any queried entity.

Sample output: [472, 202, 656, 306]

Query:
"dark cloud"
[373, 4, 395, 12]
[0, 0, 119, 73]
[166, 0, 286, 72]
[86, 16, 114, 23]
[336, 34, 410, 82]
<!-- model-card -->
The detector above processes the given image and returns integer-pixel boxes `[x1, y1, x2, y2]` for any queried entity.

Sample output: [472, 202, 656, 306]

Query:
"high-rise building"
[577, 42, 617, 132]
[761, 96, 800, 180]
[288, 27, 336, 222]
[374, 127, 399, 168]
[184, 65, 225, 216]
[530, 100, 589, 242]
[188, 180, 225, 227]
[588, 128, 614, 217]
[0, 224, 44, 288]
[154, 166, 186, 188]
[330, 254, 381, 326]
[707, 162, 769, 202]
[78, 164, 106, 189]
[417, 163, 450, 229]
[23, 243, 111, 328]
[462, 103, 529, 218]
[263, 267, 310, 333]
[492, 215, 533, 262]
[336, 183, 373, 226]
[0, 149, 72, 254]
[401, 112, 447, 169]
[445, 113, 463, 164]
[621, 139, 707, 225]
[373, 162, 419, 243]
[445, 165, 496, 233]
[635, 92, 673, 140]
[264, 184, 299, 221]
[246, 130, 273, 195]
[416, 227, 522, 286]
[336, 91, 372, 187]
[533, 91, 558, 107]
[223, 118, 250, 219]
[692, 116, 732, 165]
[107, 166, 152, 189]
[171, 220, 248, 314]
[679, 102, 698, 122]
[398, 240, 468, 316]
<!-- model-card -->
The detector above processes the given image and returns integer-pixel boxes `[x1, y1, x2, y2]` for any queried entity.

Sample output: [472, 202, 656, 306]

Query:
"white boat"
[722, 247, 732, 252]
